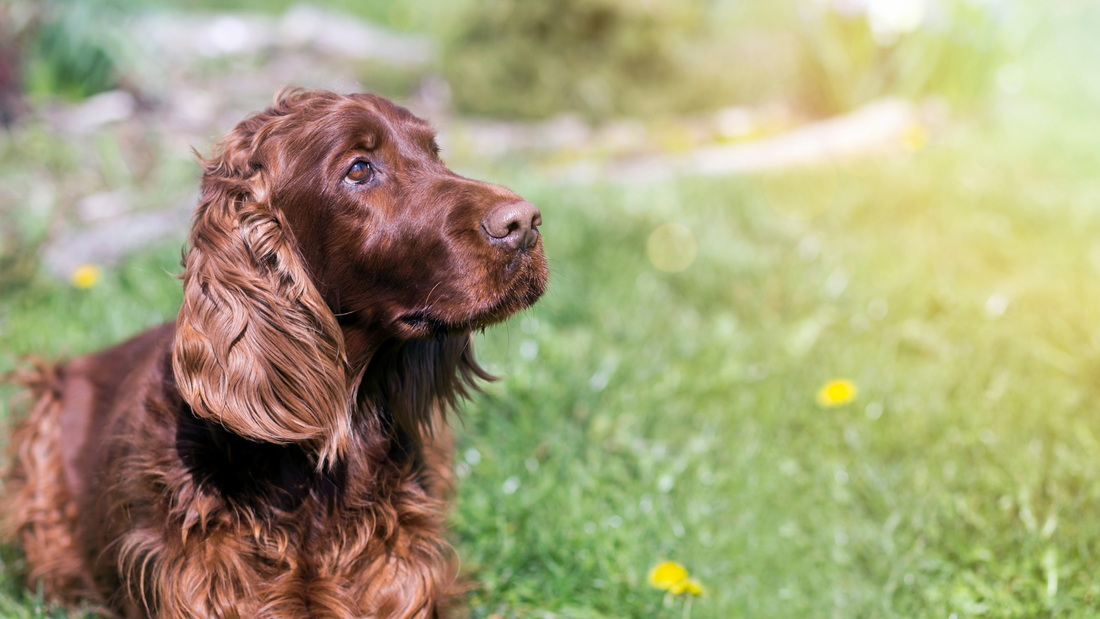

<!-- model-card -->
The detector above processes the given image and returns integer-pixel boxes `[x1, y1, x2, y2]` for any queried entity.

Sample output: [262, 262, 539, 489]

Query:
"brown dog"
[3, 89, 547, 618]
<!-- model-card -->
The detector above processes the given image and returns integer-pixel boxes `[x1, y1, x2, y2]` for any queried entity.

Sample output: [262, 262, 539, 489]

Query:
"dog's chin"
[395, 249, 548, 340]
[395, 304, 513, 340]
[397, 275, 547, 340]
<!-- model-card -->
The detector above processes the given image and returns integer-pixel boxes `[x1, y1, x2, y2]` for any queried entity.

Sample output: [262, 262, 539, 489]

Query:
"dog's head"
[172, 90, 547, 467]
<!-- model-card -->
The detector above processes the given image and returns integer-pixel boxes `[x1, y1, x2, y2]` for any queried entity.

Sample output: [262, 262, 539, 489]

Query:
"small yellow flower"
[648, 561, 705, 596]
[816, 379, 857, 407]
[670, 577, 706, 596]
[901, 122, 928, 151]
[70, 264, 102, 289]
[649, 561, 687, 589]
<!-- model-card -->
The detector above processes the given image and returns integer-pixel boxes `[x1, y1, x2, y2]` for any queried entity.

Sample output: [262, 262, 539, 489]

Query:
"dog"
[3, 88, 547, 618]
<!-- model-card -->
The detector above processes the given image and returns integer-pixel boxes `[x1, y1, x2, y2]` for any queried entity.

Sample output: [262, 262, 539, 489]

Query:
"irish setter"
[3, 89, 547, 618]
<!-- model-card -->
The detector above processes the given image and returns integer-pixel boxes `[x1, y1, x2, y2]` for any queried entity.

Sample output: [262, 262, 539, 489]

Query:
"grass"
[453, 127, 1100, 616]
[5, 4, 1100, 619]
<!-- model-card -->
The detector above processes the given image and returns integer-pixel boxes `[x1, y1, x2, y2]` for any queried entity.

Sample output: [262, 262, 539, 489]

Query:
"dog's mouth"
[397, 285, 543, 339]
[398, 311, 456, 336]
[396, 308, 500, 338]
[396, 249, 548, 339]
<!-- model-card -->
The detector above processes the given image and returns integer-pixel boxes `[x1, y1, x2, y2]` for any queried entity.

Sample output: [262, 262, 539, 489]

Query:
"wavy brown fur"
[2, 89, 547, 618]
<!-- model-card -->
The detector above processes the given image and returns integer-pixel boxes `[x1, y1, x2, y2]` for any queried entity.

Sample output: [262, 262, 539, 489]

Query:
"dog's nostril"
[482, 201, 542, 250]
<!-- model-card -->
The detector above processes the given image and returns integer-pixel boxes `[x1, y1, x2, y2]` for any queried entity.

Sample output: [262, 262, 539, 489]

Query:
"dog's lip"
[396, 310, 486, 337]
[396, 309, 488, 335]
[397, 294, 527, 336]
[398, 311, 453, 334]
[396, 252, 547, 337]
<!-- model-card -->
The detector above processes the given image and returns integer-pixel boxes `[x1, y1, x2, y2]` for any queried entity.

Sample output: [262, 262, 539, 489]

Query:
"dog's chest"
[122, 419, 443, 618]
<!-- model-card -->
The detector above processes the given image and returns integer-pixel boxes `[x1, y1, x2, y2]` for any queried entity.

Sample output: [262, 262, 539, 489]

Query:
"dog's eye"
[345, 160, 373, 184]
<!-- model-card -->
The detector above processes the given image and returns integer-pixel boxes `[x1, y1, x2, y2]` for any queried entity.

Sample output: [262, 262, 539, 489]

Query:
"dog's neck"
[344, 326, 487, 445]
[340, 323, 390, 383]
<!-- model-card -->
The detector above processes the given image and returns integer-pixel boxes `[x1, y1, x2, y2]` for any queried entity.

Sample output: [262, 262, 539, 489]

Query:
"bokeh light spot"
[901, 122, 928, 151]
[647, 223, 697, 273]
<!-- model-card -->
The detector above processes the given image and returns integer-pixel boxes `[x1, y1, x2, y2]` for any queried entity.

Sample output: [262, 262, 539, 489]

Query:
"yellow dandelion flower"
[901, 123, 928, 151]
[71, 264, 102, 289]
[648, 561, 705, 596]
[670, 578, 706, 596]
[816, 379, 857, 408]
[649, 561, 687, 589]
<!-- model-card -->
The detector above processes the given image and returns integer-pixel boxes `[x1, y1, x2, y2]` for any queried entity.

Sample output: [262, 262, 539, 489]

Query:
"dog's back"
[5, 324, 174, 603]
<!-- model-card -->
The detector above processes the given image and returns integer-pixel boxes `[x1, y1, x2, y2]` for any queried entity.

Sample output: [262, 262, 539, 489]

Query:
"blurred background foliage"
[1, 0, 130, 105]
[797, 0, 1023, 114]
[20, 2, 119, 99]
[440, 0, 1019, 120]
[440, 0, 734, 120]
[3, 0, 1021, 119]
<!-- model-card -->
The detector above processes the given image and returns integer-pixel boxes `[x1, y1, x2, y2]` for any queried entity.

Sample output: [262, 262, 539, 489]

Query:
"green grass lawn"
[5, 8, 1100, 619]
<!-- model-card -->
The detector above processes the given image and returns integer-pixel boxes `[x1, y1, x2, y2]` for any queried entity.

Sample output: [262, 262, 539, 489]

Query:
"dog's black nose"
[482, 201, 541, 250]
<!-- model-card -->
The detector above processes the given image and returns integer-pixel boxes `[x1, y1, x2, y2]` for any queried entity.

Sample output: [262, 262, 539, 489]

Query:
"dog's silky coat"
[3, 89, 547, 618]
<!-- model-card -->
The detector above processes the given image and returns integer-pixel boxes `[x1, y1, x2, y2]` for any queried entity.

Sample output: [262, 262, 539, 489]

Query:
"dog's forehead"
[346, 95, 436, 148]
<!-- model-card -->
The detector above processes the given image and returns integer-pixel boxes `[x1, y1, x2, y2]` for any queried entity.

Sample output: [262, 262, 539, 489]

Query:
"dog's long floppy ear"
[172, 102, 351, 469]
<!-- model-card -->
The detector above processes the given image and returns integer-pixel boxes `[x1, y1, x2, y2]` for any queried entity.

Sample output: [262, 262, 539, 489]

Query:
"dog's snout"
[481, 201, 542, 251]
